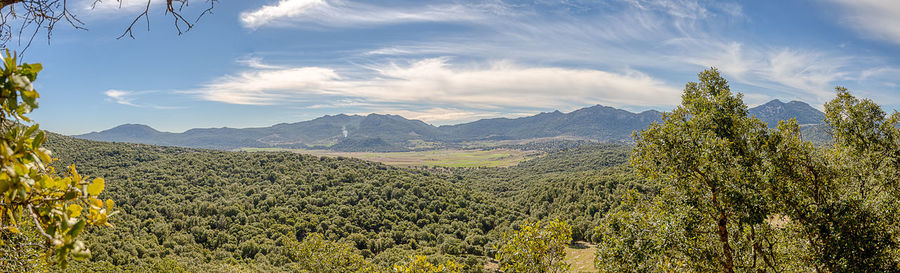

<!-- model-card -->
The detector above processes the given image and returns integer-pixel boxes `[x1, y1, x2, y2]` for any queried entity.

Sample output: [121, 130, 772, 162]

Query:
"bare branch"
[0, 0, 216, 46]
[26, 204, 52, 242]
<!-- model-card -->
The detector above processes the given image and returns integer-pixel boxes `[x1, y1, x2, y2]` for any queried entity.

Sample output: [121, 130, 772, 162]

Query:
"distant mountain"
[75, 100, 827, 150]
[77, 124, 174, 145]
[438, 105, 661, 141]
[78, 113, 439, 150]
[749, 99, 825, 127]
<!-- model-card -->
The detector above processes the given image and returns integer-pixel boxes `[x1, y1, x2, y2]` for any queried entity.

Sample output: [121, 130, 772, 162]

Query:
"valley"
[240, 148, 541, 168]
[30, 97, 842, 272]
[43, 134, 641, 272]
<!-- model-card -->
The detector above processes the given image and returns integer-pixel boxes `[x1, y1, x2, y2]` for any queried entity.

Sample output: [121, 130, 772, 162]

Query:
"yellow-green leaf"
[87, 178, 104, 196]
[66, 204, 82, 218]
[89, 197, 103, 208]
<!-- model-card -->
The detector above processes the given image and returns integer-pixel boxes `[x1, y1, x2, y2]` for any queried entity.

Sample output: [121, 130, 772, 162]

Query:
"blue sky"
[13, 0, 900, 134]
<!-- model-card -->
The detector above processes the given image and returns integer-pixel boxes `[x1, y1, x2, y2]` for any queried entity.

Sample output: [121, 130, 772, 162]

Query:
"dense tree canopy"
[596, 68, 900, 272]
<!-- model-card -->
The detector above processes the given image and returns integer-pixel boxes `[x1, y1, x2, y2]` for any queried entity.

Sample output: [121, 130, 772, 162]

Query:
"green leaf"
[61, 191, 78, 200]
[33, 131, 45, 148]
[68, 219, 86, 238]
[24, 124, 37, 137]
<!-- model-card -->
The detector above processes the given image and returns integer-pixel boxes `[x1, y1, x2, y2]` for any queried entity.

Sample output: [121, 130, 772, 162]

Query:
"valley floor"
[241, 148, 542, 168]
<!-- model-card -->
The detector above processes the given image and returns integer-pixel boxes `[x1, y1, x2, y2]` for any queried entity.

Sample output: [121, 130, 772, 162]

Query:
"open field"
[241, 148, 542, 167]
[483, 241, 598, 272]
[566, 242, 597, 272]
[458, 135, 594, 149]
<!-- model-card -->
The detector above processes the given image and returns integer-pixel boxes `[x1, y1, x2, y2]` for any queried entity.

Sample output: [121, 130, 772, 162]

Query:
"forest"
[34, 133, 645, 272]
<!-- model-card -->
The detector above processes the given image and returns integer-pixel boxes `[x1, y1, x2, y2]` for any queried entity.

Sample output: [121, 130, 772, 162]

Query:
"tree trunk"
[717, 210, 735, 273]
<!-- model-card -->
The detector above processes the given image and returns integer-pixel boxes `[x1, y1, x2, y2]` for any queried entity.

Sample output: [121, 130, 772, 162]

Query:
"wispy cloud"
[349, 0, 863, 104]
[185, 58, 682, 111]
[359, 0, 740, 68]
[240, 0, 506, 29]
[673, 39, 854, 103]
[826, 0, 900, 45]
[81, 0, 161, 13]
[104, 89, 179, 109]
[236, 56, 288, 69]
[105, 89, 140, 106]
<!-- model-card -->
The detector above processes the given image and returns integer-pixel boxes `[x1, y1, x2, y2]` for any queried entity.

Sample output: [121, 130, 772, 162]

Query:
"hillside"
[45, 134, 527, 271]
[75, 100, 827, 151]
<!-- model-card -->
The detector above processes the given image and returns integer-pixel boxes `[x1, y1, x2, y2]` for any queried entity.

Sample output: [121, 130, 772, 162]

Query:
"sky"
[11, 0, 900, 134]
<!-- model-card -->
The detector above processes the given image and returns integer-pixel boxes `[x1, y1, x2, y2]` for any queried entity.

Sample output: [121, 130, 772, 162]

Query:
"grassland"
[482, 242, 598, 272]
[566, 242, 598, 272]
[241, 148, 541, 167]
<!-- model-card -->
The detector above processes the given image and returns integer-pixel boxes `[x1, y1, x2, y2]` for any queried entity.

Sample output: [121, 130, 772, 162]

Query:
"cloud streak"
[348, 0, 891, 106]
[105, 89, 140, 107]
[104, 89, 179, 109]
[240, 0, 504, 29]
[826, 0, 900, 45]
[186, 58, 682, 112]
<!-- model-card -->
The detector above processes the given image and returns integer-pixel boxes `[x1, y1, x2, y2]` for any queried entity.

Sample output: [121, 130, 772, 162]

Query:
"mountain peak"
[75, 124, 166, 144]
[750, 99, 823, 127]
[108, 124, 160, 133]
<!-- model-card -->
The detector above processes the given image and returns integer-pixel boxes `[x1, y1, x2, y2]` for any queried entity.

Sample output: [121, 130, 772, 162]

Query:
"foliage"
[393, 255, 462, 273]
[628, 68, 773, 272]
[455, 144, 648, 242]
[594, 190, 695, 272]
[597, 69, 900, 272]
[284, 232, 378, 273]
[493, 219, 571, 273]
[0, 51, 114, 269]
[44, 134, 525, 272]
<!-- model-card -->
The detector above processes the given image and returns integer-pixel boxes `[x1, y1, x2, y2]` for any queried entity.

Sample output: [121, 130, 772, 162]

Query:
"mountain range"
[75, 99, 828, 151]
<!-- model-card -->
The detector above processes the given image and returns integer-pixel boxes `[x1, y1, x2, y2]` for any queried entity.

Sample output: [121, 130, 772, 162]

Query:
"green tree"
[0, 51, 115, 269]
[493, 219, 571, 273]
[628, 68, 773, 272]
[762, 87, 900, 271]
[284, 232, 379, 273]
[598, 69, 900, 272]
[594, 190, 697, 272]
[393, 255, 462, 273]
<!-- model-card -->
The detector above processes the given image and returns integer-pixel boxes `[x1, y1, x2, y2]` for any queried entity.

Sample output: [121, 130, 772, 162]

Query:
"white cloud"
[186, 58, 682, 111]
[104, 89, 139, 106]
[359, 0, 737, 68]
[764, 49, 849, 98]
[351, 1, 861, 105]
[670, 38, 856, 104]
[104, 89, 179, 109]
[236, 56, 288, 69]
[826, 0, 900, 45]
[82, 0, 161, 13]
[240, 0, 501, 29]
[198, 67, 341, 105]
